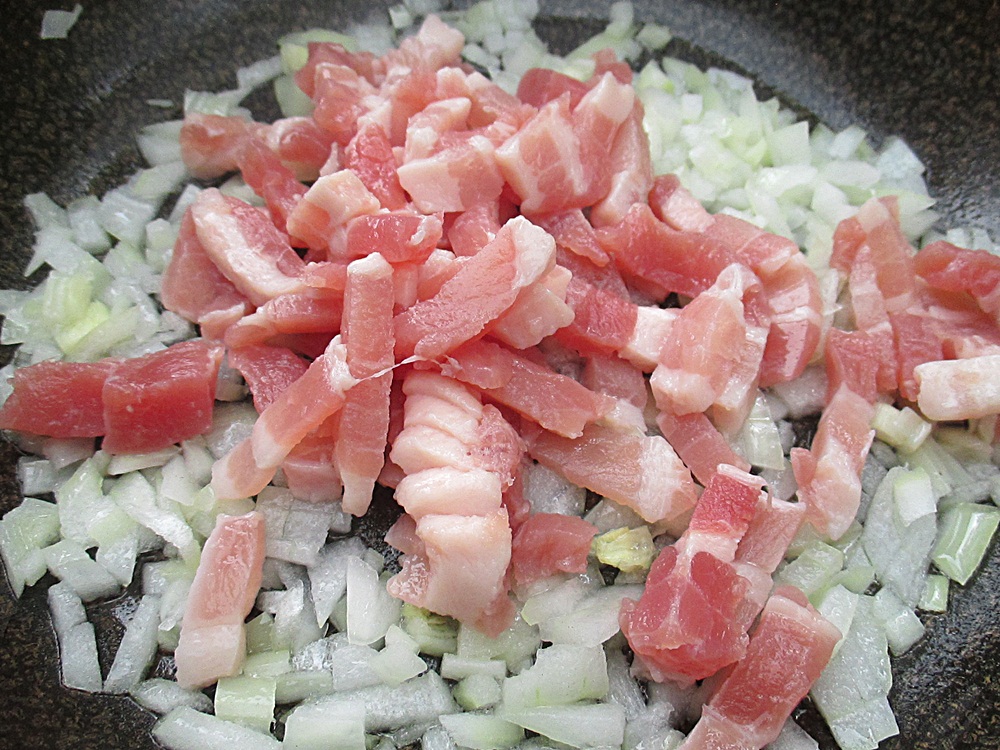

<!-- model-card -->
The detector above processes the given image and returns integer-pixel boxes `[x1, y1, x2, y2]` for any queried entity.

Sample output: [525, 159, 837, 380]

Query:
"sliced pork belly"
[227, 345, 309, 413]
[791, 384, 875, 540]
[496, 73, 633, 214]
[678, 588, 840, 750]
[190, 188, 306, 306]
[156, 209, 252, 337]
[223, 291, 343, 350]
[387, 508, 512, 634]
[174, 512, 265, 689]
[525, 422, 696, 524]
[395, 467, 503, 518]
[915, 355, 1000, 420]
[336, 253, 395, 516]
[102, 340, 224, 454]
[344, 212, 443, 264]
[553, 274, 638, 357]
[394, 216, 555, 360]
[211, 337, 357, 499]
[651, 263, 767, 423]
[916, 240, 1000, 323]
[528, 208, 610, 266]
[343, 123, 408, 210]
[441, 339, 609, 439]
[180, 113, 263, 179]
[488, 264, 575, 349]
[589, 100, 653, 228]
[619, 468, 766, 684]
[285, 169, 381, 257]
[648, 174, 713, 233]
[236, 138, 310, 236]
[510, 512, 599, 587]
[845, 245, 898, 394]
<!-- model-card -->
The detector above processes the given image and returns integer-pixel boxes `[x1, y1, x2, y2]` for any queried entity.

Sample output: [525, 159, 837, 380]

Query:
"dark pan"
[0, 1, 998, 748]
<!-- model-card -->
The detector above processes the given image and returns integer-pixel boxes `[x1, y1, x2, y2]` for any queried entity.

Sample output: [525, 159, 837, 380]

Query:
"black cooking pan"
[0, 1, 998, 748]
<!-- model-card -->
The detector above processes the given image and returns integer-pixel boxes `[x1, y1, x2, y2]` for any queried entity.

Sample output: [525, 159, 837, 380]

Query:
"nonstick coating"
[0, 1, 998, 748]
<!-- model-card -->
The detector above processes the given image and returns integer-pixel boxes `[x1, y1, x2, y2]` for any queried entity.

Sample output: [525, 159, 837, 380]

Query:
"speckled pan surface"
[0, 1, 998, 748]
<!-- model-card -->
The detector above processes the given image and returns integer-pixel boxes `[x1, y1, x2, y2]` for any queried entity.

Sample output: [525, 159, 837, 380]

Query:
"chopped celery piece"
[457, 614, 540, 672]
[499, 703, 626, 749]
[592, 526, 655, 573]
[775, 541, 844, 600]
[501, 644, 608, 709]
[214, 675, 277, 734]
[440, 713, 525, 750]
[283, 700, 366, 750]
[918, 574, 949, 613]
[153, 706, 281, 750]
[0, 497, 60, 596]
[932, 502, 1000, 585]
[934, 426, 994, 464]
[870, 403, 931, 452]
[247, 612, 274, 654]
[899, 437, 971, 500]
[871, 588, 924, 656]
[454, 674, 502, 710]
[243, 650, 291, 678]
[274, 670, 335, 705]
[441, 654, 508, 681]
[371, 642, 428, 687]
[892, 467, 935, 527]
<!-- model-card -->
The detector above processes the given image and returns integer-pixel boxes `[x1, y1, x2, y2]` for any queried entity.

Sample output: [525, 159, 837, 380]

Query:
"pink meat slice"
[160, 209, 252, 334]
[395, 467, 503, 518]
[179, 113, 265, 180]
[236, 138, 310, 237]
[310, 61, 379, 146]
[386, 507, 512, 633]
[648, 174, 713, 233]
[824, 329, 879, 405]
[510, 512, 599, 587]
[581, 352, 649, 411]
[525, 421, 696, 524]
[846, 245, 898, 394]
[496, 73, 633, 214]
[190, 189, 306, 306]
[211, 337, 357, 499]
[441, 339, 608, 439]
[0, 359, 118, 439]
[226, 344, 309, 413]
[651, 263, 767, 420]
[396, 131, 506, 214]
[553, 274, 639, 357]
[343, 123, 408, 210]
[619, 468, 765, 684]
[447, 200, 502, 257]
[916, 240, 1000, 322]
[589, 99, 653, 228]
[598, 203, 734, 301]
[791, 384, 875, 540]
[285, 169, 381, 257]
[734, 497, 806, 575]
[678, 588, 840, 750]
[914, 355, 1000, 421]
[282, 431, 342, 503]
[345, 212, 443, 265]
[488, 264, 575, 350]
[655, 410, 751, 490]
[174, 512, 265, 689]
[102, 340, 224, 454]
[528, 208, 610, 266]
[223, 291, 343, 350]
[394, 216, 556, 360]
[336, 253, 395, 515]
